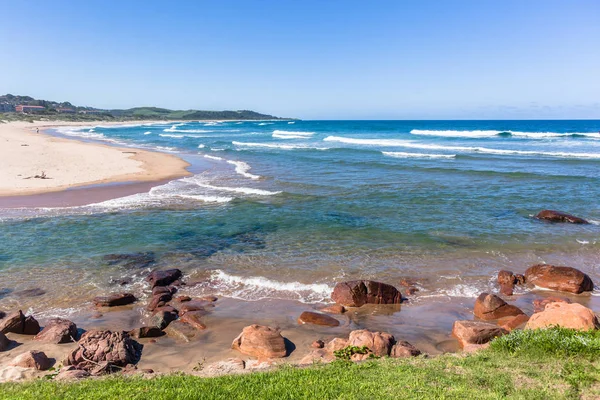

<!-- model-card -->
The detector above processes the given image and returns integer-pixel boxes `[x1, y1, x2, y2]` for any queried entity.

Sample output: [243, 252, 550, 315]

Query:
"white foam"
[576, 239, 590, 244]
[258, 122, 274, 126]
[198, 144, 205, 149]
[410, 129, 600, 139]
[233, 141, 327, 150]
[206, 270, 333, 303]
[193, 182, 281, 196]
[324, 136, 600, 159]
[382, 151, 456, 159]
[143, 131, 152, 135]
[159, 133, 185, 138]
[288, 121, 295, 124]
[227, 160, 260, 180]
[204, 155, 224, 161]
[176, 194, 233, 203]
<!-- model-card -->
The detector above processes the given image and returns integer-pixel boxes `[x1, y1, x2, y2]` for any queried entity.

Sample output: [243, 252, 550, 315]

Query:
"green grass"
[2, 328, 600, 399]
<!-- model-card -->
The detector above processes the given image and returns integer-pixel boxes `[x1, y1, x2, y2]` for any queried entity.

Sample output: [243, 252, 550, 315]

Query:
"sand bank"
[0, 121, 191, 197]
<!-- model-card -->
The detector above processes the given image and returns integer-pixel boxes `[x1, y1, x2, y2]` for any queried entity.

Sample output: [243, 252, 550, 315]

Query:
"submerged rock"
[525, 302, 599, 331]
[331, 280, 402, 307]
[67, 330, 142, 374]
[452, 320, 508, 348]
[473, 293, 525, 320]
[34, 318, 78, 344]
[93, 293, 136, 307]
[320, 304, 346, 314]
[534, 210, 588, 224]
[102, 252, 156, 269]
[147, 269, 182, 288]
[152, 308, 178, 330]
[129, 327, 164, 339]
[297, 311, 340, 327]
[524, 264, 593, 294]
[231, 325, 287, 358]
[179, 311, 207, 330]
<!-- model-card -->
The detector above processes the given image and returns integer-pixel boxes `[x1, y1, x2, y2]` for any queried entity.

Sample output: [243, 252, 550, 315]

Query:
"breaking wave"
[382, 151, 456, 159]
[410, 129, 600, 139]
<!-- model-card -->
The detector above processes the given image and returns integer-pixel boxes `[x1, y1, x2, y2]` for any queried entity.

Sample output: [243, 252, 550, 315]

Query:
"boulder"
[321, 304, 346, 314]
[179, 301, 210, 315]
[231, 325, 287, 358]
[532, 296, 571, 313]
[524, 265, 593, 294]
[164, 321, 199, 342]
[473, 293, 525, 320]
[10, 351, 52, 370]
[525, 302, 599, 331]
[129, 327, 164, 339]
[535, 210, 588, 224]
[93, 293, 136, 307]
[146, 293, 172, 311]
[34, 318, 78, 344]
[23, 316, 40, 335]
[179, 311, 207, 330]
[147, 269, 182, 288]
[297, 311, 340, 327]
[54, 366, 91, 381]
[152, 286, 174, 296]
[0, 332, 10, 351]
[67, 330, 142, 374]
[498, 314, 530, 331]
[152, 309, 178, 330]
[390, 341, 421, 358]
[331, 280, 402, 307]
[0, 311, 25, 334]
[497, 270, 518, 296]
[346, 329, 395, 357]
[325, 337, 348, 353]
[452, 320, 508, 348]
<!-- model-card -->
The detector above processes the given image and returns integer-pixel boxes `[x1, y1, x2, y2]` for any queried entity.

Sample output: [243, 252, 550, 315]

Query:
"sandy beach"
[0, 121, 191, 197]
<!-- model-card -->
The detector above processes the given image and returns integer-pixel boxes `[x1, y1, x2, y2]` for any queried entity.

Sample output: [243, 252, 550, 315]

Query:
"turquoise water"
[1, 120, 600, 311]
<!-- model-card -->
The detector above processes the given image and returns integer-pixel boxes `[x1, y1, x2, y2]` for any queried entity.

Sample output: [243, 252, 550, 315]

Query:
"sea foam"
[410, 129, 600, 139]
[382, 151, 456, 159]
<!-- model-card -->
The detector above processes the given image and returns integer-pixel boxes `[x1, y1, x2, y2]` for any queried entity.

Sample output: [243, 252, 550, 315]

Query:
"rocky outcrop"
[331, 280, 402, 307]
[524, 265, 593, 294]
[497, 270, 525, 296]
[297, 311, 340, 327]
[390, 341, 421, 358]
[473, 293, 525, 320]
[452, 320, 508, 348]
[93, 293, 136, 307]
[147, 269, 182, 288]
[325, 337, 349, 353]
[10, 351, 52, 370]
[34, 318, 78, 344]
[525, 302, 599, 331]
[67, 330, 142, 374]
[535, 210, 588, 224]
[0, 311, 39, 335]
[346, 329, 395, 357]
[147, 293, 172, 311]
[231, 325, 287, 358]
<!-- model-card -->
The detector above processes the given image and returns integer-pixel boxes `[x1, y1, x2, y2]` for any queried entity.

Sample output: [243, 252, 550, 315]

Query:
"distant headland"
[0, 94, 290, 122]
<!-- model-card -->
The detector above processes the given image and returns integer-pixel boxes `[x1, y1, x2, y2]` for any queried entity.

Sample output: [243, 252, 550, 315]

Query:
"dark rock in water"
[0, 332, 10, 351]
[179, 301, 210, 315]
[179, 311, 207, 330]
[102, 252, 156, 269]
[67, 330, 142, 374]
[110, 278, 133, 286]
[152, 309, 178, 330]
[93, 293, 136, 307]
[23, 316, 40, 335]
[0, 311, 5, 319]
[525, 264, 593, 294]
[452, 320, 508, 348]
[497, 270, 517, 295]
[34, 318, 78, 344]
[534, 210, 588, 224]
[297, 311, 340, 327]
[151, 286, 173, 296]
[147, 293, 172, 311]
[473, 293, 525, 320]
[321, 304, 346, 314]
[331, 280, 403, 307]
[129, 326, 164, 339]
[0, 288, 13, 300]
[165, 321, 199, 342]
[13, 288, 46, 298]
[147, 269, 182, 288]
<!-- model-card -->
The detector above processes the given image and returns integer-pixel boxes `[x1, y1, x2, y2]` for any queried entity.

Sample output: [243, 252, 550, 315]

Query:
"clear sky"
[1, 0, 599, 119]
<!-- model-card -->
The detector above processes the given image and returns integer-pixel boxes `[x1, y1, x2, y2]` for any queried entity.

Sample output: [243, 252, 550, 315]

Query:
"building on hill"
[57, 108, 76, 113]
[15, 105, 45, 113]
[0, 103, 14, 112]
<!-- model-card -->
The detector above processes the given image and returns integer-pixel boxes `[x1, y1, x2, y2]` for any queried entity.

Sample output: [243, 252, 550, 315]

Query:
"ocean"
[1, 119, 600, 321]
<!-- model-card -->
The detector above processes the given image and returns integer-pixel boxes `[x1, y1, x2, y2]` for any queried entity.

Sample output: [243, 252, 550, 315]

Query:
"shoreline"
[0, 120, 192, 203]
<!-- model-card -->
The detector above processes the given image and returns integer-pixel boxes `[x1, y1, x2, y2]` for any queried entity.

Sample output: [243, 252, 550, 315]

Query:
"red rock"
[347, 329, 395, 357]
[10, 350, 52, 370]
[179, 301, 209, 315]
[176, 295, 192, 302]
[406, 287, 419, 295]
[525, 302, 599, 331]
[498, 314, 530, 331]
[297, 311, 340, 327]
[473, 293, 525, 320]
[311, 339, 325, 348]
[147, 269, 182, 288]
[147, 293, 172, 311]
[23, 316, 40, 335]
[67, 330, 142, 374]
[203, 358, 246, 375]
[532, 296, 571, 313]
[55, 367, 91, 381]
[129, 327, 164, 338]
[199, 295, 218, 302]
[231, 325, 287, 358]
[152, 286, 172, 296]
[325, 337, 348, 353]
[535, 210, 588, 224]
[0, 332, 10, 351]
[498, 270, 518, 295]
[34, 318, 78, 344]
[0, 310, 25, 334]
[321, 304, 346, 314]
[390, 341, 421, 358]
[93, 293, 136, 307]
[452, 320, 508, 348]
[152, 309, 178, 330]
[179, 310, 207, 330]
[515, 274, 526, 285]
[331, 280, 402, 307]
[399, 278, 419, 287]
[164, 321, 198, 342]
[525, 264, 593, 294]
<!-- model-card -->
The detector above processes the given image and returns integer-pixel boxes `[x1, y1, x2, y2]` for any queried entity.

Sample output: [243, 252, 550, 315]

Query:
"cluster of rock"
[498, 264, 594, 296]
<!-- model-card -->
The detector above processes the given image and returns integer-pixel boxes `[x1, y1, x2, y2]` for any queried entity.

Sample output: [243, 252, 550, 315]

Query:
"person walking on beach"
[36, 128, 39, 134]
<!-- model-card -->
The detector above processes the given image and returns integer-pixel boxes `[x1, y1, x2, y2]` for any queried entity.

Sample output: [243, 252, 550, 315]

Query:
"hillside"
[0, 94, 288, 121]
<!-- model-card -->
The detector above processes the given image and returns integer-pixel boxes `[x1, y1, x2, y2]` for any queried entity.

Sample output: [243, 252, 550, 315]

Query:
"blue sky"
[1, 0, 599, 119]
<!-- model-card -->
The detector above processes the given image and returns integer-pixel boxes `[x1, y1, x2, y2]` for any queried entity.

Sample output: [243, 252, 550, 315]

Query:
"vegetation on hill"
[0, 94, 287, 121]
[1, 327, 599, 399]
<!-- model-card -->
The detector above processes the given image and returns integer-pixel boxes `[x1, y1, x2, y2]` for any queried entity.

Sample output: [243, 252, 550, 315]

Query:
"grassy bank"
[2, 328, 600, 399]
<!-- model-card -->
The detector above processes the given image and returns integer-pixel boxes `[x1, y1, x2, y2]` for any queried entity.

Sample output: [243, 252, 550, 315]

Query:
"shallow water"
[1, 120, 600, 319]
